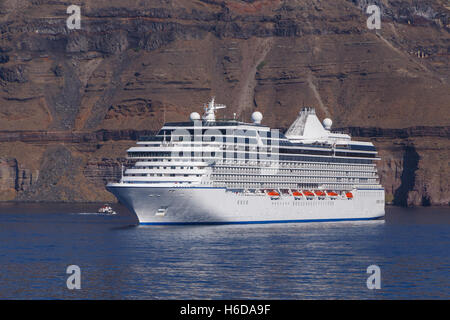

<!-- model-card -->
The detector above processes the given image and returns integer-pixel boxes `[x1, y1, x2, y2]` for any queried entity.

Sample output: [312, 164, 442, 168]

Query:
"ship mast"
[202, 97, 226, 122]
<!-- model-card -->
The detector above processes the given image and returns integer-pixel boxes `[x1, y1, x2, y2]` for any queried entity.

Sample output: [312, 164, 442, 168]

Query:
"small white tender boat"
[98, 204, 117, 215]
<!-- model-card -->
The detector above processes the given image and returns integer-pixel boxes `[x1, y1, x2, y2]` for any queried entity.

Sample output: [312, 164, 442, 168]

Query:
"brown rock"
[0, 0, 448, 205]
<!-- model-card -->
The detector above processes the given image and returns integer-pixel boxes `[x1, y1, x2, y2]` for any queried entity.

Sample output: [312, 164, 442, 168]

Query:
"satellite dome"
[190, 112, 200, 121]
[323, 118, 332, 130]
[251, 111, 263, 124]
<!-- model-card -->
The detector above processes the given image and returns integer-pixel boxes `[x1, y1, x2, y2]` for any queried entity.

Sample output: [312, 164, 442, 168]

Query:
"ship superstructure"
[107, 98, 385, 224]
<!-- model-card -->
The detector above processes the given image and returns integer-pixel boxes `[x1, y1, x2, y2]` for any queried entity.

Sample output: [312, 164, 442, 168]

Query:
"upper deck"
[116, 99, 382, 190]
[135, 100, 378, 161]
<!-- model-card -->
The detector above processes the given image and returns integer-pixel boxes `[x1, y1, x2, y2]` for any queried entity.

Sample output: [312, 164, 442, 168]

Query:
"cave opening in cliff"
[393, 145, 420, 207]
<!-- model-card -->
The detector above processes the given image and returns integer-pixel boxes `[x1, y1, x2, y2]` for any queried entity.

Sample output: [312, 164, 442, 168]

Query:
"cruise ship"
[107, 98, 385, 225]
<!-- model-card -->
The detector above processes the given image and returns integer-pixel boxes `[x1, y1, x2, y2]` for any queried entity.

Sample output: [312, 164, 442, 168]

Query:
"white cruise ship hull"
[107, 184, 385, 225]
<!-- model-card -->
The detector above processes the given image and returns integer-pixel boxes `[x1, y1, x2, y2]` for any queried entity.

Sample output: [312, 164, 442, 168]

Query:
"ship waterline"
[107, 98, 385, 224]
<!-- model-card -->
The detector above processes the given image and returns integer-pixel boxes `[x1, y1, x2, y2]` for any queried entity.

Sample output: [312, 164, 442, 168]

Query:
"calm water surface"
[0, 203, 448, 299]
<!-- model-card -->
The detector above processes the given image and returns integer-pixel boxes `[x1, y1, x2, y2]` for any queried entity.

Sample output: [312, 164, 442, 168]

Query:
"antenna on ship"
[120, 163, 124, 184]
[163, 105, 166, 124]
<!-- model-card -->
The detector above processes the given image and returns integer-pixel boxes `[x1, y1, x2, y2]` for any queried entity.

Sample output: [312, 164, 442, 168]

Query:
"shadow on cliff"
[16, 145, 84, 202]
[393, 145, 420, 207]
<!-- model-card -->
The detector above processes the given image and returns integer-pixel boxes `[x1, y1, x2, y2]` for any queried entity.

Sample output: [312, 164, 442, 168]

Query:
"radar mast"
[202, 97, 226, 122]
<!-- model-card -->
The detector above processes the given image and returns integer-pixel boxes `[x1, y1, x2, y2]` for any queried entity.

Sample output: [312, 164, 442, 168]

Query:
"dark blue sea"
[0, 204, 448, 299]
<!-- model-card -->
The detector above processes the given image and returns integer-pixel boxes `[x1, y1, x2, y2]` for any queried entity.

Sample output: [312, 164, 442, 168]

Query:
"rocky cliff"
[0, 0, 449, 206]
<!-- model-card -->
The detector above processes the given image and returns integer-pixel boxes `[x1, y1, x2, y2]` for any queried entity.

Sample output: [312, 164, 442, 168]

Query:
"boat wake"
[70, 212, 116, 216]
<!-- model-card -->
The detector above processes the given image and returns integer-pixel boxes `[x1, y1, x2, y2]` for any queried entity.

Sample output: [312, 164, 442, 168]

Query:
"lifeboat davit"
[346, 192, 354, 199]
[267, 190, 280, 200]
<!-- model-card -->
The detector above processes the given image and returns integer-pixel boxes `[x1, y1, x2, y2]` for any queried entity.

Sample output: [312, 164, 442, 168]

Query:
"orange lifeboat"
[315, 191, 326, 197]
[267, 190, 280, 200]
[327, 191, 338, 197]
[292, 190, 303, 199]
[303, 190, 315, 197]
[346, 192, 354, 199]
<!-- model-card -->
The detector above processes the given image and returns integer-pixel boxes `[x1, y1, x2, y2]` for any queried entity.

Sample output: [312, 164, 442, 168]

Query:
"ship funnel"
[285, 107, 329, 140]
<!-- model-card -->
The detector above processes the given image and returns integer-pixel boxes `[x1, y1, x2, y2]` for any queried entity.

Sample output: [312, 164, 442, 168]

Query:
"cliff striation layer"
[0, 0, 449, 205]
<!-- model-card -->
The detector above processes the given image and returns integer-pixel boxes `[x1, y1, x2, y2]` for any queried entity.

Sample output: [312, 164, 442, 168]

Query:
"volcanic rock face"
[0, 0, 449, 205]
